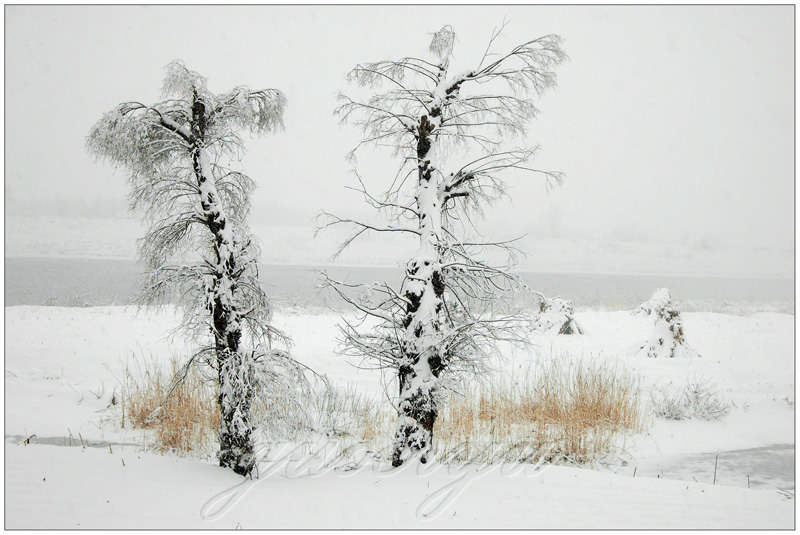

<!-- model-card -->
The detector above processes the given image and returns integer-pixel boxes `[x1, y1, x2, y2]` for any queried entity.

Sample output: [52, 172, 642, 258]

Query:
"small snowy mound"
[533, 297, 583, 335]
[636, 288, 698, 358]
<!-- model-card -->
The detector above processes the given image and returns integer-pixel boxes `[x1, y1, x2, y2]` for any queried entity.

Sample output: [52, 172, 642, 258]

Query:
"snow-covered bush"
[533, 297, 583, 335]
[636, 288, 697, 358]
[649, 378, 730, 420]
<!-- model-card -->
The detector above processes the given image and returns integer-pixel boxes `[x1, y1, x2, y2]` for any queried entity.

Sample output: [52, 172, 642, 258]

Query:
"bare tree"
[322, 25, 566, 466]
[87, 61, 300, 476]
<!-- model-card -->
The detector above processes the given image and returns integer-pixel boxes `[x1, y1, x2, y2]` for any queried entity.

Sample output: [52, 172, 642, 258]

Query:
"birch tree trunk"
[189, 90, 254, 475]
[392, 115, 447, 467]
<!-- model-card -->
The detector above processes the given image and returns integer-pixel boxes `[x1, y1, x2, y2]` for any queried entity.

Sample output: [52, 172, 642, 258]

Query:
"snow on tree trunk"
[637, 288, 697, 359]
[189, 90, 253, 475]
[392, 115, 448, 467]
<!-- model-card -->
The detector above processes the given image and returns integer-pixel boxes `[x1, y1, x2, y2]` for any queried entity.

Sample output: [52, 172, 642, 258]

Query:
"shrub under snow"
[636, 288, 698, 358]
[649, 378, 731, 420]
[533, 297, 583, 335]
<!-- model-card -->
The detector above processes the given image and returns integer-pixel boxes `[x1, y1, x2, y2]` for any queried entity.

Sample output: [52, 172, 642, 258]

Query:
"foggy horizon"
[4, 5, 794, 277]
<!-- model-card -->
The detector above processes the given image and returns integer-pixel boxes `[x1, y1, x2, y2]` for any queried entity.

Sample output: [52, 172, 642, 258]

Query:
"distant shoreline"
[5, 256, 793, 312]
[4, 254, 794, 281]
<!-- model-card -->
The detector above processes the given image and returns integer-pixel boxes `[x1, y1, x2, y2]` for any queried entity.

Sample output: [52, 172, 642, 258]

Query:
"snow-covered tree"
[322, 25, 565, 466]
[637, 288, 698, 358]
[87, 61, 300, 476]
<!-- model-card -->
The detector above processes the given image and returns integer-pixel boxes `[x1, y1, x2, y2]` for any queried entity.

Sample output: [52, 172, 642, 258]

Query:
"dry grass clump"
[122, 355, 393, 457]
[121, 354, 646, 466]
[122, 356, 218, 454]
[434, 357, 646, 464]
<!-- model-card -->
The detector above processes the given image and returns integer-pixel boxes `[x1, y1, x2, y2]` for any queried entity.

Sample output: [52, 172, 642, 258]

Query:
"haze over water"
[5, 257, 793, 313]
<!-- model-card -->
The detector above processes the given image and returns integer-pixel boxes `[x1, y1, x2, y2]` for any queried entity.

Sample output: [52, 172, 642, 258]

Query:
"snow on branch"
[337, 25, 565, 162]
[87, 103, 190, 181]
[429, 25, 456, 60]
[162, 60, 208, 98]
[209, 87, 287, 136]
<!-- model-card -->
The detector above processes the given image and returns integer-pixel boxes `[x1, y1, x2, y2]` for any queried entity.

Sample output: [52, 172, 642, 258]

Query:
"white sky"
[4, 5, 794, 275]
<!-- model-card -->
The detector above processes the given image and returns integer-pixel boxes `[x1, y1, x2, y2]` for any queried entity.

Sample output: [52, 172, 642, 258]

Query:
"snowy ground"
[4, 305, 795, 528]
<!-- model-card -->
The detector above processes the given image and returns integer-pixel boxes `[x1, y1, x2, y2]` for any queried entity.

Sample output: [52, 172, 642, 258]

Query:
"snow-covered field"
[4, 305, 795, 528]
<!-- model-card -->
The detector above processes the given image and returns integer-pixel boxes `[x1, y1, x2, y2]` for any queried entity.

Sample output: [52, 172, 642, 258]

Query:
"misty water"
[5, 257, 794, 312]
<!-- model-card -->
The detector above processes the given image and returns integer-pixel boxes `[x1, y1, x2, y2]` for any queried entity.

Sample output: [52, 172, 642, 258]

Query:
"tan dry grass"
[122, 356, 218, 454]
[121, 358, 389, 455]
[121, 355, 646, 465]
[434, 357, 646, 464]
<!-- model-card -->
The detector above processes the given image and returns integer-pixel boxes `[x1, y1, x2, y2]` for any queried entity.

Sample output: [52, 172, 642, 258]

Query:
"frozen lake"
[4, 256, 794, 312]
[633, 444, 795, 492]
